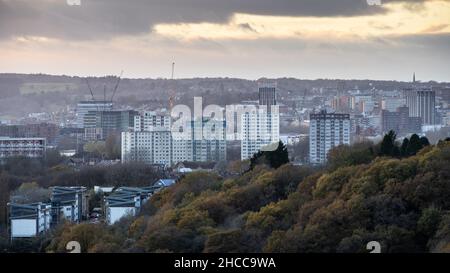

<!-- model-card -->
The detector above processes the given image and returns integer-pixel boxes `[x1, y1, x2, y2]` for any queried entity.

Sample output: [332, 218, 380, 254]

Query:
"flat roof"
[0, 137, 46, 141]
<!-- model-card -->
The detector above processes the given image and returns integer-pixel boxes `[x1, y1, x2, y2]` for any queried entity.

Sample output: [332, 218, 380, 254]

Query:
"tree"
[379, 130, 399, 157]
[84, 141, 107, 159]
[420, 136, 430, 147]
[250, 141, 289, 170]
[407, 134, 423, 156]
[105, 134, 121, 160]
[400, 138, 409, 157]
[327, 141, 375, 170]
[11, 182, 51, 204]
[45, 149, 63, 167]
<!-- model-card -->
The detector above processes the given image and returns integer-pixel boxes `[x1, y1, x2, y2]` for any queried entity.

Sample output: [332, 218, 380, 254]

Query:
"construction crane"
[85, 78, 100, 112]
[110, 70, 123, 102]
[85, 78, 95, 101]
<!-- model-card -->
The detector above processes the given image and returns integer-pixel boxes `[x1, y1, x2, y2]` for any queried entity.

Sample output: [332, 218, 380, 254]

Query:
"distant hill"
[1, 73, 449, 120]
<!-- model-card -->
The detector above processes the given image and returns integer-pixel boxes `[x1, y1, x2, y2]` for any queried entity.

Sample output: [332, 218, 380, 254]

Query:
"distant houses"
[8, 186, 88, 240]
[8, 179, 178, 239]
[105, 179, 176, 225]
[104, 186, 156, 225]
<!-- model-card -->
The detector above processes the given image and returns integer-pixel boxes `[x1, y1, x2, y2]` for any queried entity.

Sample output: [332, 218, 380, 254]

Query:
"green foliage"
[378, 131, 431, 158]
[250, 141, 289, 170]
[5, 140, 450, 253]
[327, 141, 375, 171]
[417, 207, 442, 237]
[204, 229, 262, 253]
[379, 130, 400, 157]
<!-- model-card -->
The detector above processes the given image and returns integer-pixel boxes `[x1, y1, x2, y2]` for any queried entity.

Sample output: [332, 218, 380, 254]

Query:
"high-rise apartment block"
[121, 112, 226, 166]
[241, 107, 280, 160]
[241, 84, 280, 160]
[309, 111, 350, 164]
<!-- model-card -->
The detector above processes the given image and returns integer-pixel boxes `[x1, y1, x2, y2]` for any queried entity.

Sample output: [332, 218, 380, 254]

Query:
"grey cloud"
[0, 0, 431, 40]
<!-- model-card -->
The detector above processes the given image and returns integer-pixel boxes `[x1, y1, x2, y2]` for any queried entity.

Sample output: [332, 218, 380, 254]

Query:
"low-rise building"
[50, 186, 88, 225]
[0, 137, 46, 160]
[8, 202, 52, 240]
[104, 186, 158, 225]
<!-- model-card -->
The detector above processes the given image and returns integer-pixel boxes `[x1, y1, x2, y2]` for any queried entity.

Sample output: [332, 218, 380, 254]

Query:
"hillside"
[2, 73, 449, 120]
[38, 140, 450, 253]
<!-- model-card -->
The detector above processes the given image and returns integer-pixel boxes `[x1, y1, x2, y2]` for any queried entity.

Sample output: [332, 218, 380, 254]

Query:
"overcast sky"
[0, 0, 449, 81]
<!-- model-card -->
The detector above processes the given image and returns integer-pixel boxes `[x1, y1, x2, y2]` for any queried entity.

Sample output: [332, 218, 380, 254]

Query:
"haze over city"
[0, 0, 449, 81]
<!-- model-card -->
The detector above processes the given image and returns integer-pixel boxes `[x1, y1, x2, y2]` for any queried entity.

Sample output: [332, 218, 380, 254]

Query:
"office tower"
[258, 83, 277, 107]
[309, 110, 350, 164]
[241, 107, 280, 160]
[83, 110, 138, 141]
[76, 101, 113, 128]
[404, 88, 436, 125]
[0, 137, 46, 159]
[381, 106, 421, 136]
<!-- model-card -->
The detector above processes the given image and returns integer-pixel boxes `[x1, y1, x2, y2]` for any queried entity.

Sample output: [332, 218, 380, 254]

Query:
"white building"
[121, 130, 172, 166]
[122, 113, 226, 166]
[134, 111, 171, 131]
[105, 186, 161, 225]
[191, 118, 227, 162]
[0, 137, 46, 160]
[9, 202, 52, 239]
[51, 186, 88, 224]
[123, 112, 173, 166]
[309, 110, 351, 164]
[241, 106, 280, 160]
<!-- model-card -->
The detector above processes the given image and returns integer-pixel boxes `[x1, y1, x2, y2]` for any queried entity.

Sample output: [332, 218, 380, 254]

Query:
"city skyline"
[0, 0, 449, 81]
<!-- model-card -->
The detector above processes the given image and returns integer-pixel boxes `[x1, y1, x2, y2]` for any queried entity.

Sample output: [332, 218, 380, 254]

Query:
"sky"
[0, 0, 449, 81]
